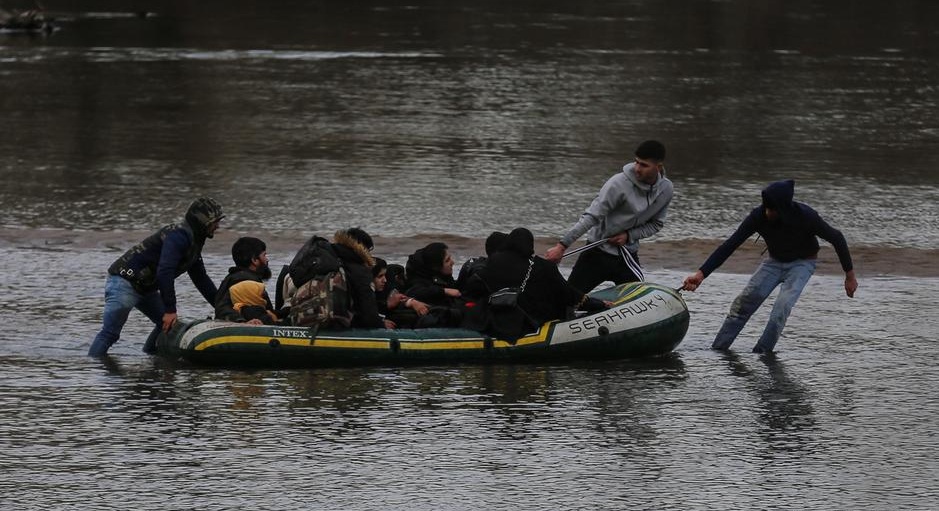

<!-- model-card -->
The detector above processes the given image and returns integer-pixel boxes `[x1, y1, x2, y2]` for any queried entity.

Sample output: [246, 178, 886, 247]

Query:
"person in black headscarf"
[373, 257, 429, 328]
[403, 242, 467, 327]
[464, 227, 609, 340]
[456, 231, 507, 292]
[404, 242, 461, 307]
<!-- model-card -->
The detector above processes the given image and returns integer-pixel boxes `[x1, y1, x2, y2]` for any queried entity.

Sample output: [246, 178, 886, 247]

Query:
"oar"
[561, 237, 609, 259]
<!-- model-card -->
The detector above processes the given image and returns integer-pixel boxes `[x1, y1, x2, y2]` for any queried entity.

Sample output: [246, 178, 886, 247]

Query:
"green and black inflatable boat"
[155, 282, 689, 367]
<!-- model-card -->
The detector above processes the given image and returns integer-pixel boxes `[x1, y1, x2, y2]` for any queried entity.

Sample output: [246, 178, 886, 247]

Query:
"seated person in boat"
[404, 242, 461, 306]
[215, 237, 281, 325]
[456, 231, 507, 292]
[374, 257, 429, 328]
[463, 227, 610, 340]
[278, 228, 390, 329]
[385, 263, 406, 295]
[330, 228, 392, 329]
[404, 242, 465, 327]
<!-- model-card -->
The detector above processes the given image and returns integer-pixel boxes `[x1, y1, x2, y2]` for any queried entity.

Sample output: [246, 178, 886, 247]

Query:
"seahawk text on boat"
[567, 295, 669, 335]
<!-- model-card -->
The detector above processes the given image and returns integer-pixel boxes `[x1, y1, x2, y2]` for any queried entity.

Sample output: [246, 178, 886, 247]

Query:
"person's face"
[207, 219, 221, 236]
[764, 207, 780, 222]
[441, 251, 454, 277]
[634, 157, 663, 185]
[251, 251, 272, 279]
[251, 250, 269, 267]
[373, 269, 387, 292]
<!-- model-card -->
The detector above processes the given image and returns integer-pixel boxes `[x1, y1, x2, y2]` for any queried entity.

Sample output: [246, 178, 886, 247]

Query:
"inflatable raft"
[155, 282, 689, 367]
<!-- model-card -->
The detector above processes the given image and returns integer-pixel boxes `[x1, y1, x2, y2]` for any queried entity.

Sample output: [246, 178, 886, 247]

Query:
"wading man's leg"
[752, 259, 816, 353]
[712, 260, 783, 350]
[90, 275, 141, 356]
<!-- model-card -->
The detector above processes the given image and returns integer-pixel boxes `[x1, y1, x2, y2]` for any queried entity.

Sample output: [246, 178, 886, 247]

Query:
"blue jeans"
[89, 275, 164, 356]
[712, 258, 816, 353]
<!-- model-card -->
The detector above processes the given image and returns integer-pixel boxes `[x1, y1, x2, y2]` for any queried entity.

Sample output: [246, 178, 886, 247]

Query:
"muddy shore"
[3, 227, 934, 278]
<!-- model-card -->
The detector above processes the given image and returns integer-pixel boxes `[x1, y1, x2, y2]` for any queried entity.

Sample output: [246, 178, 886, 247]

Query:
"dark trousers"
[567, 248, 641, 294]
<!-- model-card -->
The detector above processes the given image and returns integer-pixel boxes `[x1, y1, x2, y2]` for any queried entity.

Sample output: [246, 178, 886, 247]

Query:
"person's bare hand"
[409, 299, 429, 316]
[682, 271, 705, 292]
[608, 232, 629, 246]
[388, 290, 406, 309]
[544, 243, 565, 264]
[845, 270, 858, 298]
[162, 312, 177, 332]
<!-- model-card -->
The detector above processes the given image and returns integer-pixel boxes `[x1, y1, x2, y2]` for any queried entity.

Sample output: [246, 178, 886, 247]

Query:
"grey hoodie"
[560, 162, 673, 256]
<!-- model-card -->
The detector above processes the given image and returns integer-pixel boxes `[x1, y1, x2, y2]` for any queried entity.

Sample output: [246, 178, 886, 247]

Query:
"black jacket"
[464, 228, 606, 339]
[699, 179, 853, 277]
[331, 232, 384, 329]
[404, 248, 459, 307]
[108, 220, 216, 312]
[215, 266, 275, 323]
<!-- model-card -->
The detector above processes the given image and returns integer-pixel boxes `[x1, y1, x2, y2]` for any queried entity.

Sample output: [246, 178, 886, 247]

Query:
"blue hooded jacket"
[698, 180, 853, 277]
[107, 204, 220, 313]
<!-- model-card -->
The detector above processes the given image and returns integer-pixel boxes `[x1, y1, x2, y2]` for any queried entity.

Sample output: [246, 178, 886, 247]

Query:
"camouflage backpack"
[288, 267, 353, 329]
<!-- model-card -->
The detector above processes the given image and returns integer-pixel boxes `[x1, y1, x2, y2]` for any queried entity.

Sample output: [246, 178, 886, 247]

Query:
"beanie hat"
[186, 197, 224, 228]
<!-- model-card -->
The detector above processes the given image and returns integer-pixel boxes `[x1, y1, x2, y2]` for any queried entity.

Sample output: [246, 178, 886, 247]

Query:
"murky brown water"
[2, 1, 938, 509]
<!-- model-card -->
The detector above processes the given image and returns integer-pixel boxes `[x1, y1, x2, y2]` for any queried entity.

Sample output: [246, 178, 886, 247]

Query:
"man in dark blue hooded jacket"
[89, 197, 223, 356]
[682, 180, 858, 353]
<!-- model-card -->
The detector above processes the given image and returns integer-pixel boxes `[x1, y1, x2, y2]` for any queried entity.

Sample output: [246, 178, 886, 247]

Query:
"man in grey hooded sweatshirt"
[545, 140, 673, 293]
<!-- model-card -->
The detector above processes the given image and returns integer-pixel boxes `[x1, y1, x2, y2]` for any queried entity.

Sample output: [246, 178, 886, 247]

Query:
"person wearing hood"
[456, 231, 507, 292]
[215, 237, 280, 325]
[545, 140, 673, 293]
[331, 227, 388, 329]
[464, 228, 610, 340]
[404, 242, 461, 308]
[682, 179, 858, 353]
[403, 242, 466, 328]
[89, 197, 223, 356]
[372, 257, 429, 329]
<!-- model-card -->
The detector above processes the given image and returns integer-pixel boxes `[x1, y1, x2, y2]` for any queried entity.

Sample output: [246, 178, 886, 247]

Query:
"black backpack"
[288, 236, 341, 287]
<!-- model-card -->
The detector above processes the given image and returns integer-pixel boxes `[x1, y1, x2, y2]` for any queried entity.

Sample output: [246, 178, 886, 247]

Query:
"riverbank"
[3, 227, 933, 278]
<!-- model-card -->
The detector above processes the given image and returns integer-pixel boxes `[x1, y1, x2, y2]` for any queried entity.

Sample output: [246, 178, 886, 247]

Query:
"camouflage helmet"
[185, 196, 224, 229]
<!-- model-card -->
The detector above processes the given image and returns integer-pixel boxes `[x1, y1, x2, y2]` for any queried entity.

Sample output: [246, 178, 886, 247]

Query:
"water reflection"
[91, 356, 211, 433]
[2, 337, 937, 509]
[463, 364, 552, 441]
[81, 356, 693, 450]
[588, 355, 689, 442]
[722, 352, 817, 449]
[275, 364, 558, 441]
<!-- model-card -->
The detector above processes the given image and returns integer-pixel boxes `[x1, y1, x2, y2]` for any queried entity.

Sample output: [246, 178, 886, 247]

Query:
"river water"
[2, 1, 938, 509]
